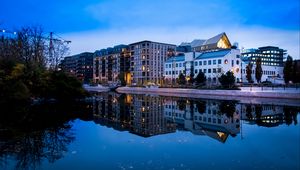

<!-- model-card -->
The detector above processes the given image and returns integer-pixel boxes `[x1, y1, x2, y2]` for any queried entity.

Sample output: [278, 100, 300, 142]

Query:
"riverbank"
[116, 87, 300, 106]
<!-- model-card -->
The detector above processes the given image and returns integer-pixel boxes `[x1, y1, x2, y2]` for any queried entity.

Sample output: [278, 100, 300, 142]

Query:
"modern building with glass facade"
[241, 46, 286, 84]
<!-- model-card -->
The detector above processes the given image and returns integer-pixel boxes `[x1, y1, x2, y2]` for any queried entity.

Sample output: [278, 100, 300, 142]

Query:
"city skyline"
[1, 0, 299, 58]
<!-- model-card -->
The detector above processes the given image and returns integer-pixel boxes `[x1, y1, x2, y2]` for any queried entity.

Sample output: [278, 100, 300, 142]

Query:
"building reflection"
[92, 93, 177, 137]
[92, 93, 299, 142]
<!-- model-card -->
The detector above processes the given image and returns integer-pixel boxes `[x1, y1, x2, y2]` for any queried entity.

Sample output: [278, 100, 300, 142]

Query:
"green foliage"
[218, 71, 235, 88]
[283, 55, 293, 84]
[246, 63, 253, 83]
[177, 73, 186, 85]
[195, 71, 206, 85]
[0, 26, 86, 103]
[255, 58, 263, 83]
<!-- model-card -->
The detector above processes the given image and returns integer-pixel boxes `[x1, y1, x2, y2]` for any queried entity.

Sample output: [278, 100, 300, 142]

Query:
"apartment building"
[93, 45, 131, 85]
[129, 41, 176, 86]
[61, 52, 94, 83]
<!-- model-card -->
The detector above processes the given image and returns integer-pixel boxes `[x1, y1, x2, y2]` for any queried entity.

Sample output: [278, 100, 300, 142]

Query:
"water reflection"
[0, 93, 299, 169]
[0, 101, 92, 170]
[92, 93, 299, 142]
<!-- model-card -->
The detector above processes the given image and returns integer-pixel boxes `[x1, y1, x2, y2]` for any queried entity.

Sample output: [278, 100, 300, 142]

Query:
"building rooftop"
[129, 40, 176, 46]
[165, 55, 185, 63]
[196, 49, 231, 59]
[181, 32, 230, 48]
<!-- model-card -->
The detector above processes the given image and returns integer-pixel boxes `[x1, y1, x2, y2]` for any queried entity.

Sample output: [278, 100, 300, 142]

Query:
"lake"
[1, 92, 299, 170]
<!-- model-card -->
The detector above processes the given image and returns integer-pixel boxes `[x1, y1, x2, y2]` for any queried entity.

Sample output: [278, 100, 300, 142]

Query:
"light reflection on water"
[1, 92, 299, 170]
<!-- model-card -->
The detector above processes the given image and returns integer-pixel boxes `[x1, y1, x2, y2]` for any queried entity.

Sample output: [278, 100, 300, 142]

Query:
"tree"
[292, 60, 300, 83]
[218, 71, 235, 88]
[246, 63, 253, 83]
[255, 58, 263, 83]
[195, 71, 206, 85]
[177, 72, 186, 85]
[118, 72, 126, 86]
[177, 99, 186, 111]
[188, 72, 194, 84]
[283, 55, 293, 84]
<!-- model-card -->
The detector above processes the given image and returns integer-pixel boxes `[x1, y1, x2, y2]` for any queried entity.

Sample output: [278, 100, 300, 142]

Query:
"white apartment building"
[164, 49, 242, 85]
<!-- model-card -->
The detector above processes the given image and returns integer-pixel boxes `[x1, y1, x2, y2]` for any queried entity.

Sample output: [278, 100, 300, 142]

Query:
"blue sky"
[1, 0, 299, 58]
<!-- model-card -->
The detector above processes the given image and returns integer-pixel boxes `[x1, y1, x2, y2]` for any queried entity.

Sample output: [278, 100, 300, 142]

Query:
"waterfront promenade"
[116, 87, 300, 104]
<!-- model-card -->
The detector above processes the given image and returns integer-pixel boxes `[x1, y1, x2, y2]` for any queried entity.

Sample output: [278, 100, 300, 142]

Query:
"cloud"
[63, 26, 300, 59]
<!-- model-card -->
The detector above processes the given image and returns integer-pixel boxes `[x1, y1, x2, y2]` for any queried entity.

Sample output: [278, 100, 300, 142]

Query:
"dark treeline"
[0, 26, 87, 103]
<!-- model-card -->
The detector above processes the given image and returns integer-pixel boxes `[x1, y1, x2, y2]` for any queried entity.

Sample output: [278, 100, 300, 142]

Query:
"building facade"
[129, 41, 176, 86]
[164, 49, 242, 85]
[93, 45, 131, 85]
[241, 46, 286, 84]
[61, 52, 94, 83]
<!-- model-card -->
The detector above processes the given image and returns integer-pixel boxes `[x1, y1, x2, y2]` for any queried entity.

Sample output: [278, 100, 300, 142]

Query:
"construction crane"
[0, 28, 71, 44]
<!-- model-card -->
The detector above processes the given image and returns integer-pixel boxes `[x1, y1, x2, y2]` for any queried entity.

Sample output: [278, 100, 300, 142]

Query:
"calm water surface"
[1, 93, 299, 170]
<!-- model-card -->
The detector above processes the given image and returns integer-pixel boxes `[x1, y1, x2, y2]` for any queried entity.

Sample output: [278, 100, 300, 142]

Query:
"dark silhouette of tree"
[292, 60, 300, 83]
[118, 72, 126, 86]
[177, 99, 186, 111]
[195, 71, 206, 85]
[255, 58, 263, 83]
[283, 55, 293, 84]
[255, 104, 262, 121]
[246, 63, 253, 83]
[219, 101, 237, 118]
[177, 73, 186, 85]
[283, 106, 299, 125]
[218, 71, 235, 88]
[195, 100, 206, 113]
[188, 72, 194, 84]
[245, 104, 253, 120]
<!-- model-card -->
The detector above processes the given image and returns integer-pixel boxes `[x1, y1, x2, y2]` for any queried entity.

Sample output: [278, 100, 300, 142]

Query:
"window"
[213, 60, 216, 65]
[208, 60, 212, 65]
[218, 59, 221, 64]
[179, 63, 182, 67]
[232, 60, 234, 67]
[213, 68, 216, 73]
[195, 69, 198, 73]
[199, 69, 202, 72]
[166, 71, 168, 75]
[176, 63, 178, 67]
[165, 64, 168, 68]
[208, 69, 211, 73]
[204, 61, 207, 65]
[199, 61, 202, 65]
[204, 69, 207, 73]
[236, 60, 239, 65]
[218, 68, 221, 73]
[195, 62, 198, 66]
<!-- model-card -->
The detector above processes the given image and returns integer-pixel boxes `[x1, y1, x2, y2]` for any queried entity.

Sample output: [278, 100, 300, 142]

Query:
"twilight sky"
[1, 0, 299, 58]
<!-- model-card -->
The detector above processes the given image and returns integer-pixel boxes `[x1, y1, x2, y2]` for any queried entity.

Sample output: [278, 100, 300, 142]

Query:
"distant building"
[93, 45, 131, 85]
[242, 46, 286, 66]
[129, 41, 176, 86]
[61, 52, 94, 83]
[241, 46, 286, 84]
